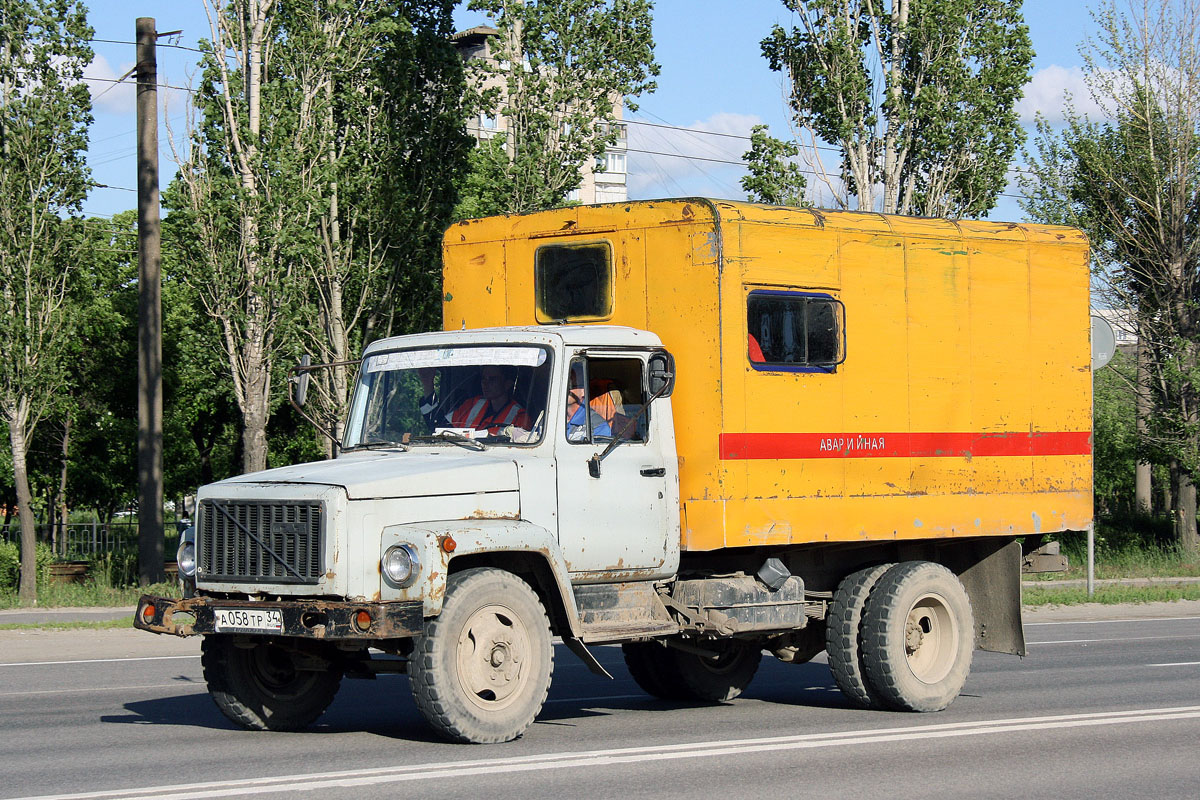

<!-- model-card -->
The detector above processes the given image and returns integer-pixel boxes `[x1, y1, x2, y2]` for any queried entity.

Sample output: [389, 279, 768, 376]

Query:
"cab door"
[554, 352, 677, 578]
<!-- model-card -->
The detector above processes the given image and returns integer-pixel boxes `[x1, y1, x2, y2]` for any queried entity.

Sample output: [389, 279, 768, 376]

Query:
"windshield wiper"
[345, 439, 410, 452]
[412, 431, 486, 451]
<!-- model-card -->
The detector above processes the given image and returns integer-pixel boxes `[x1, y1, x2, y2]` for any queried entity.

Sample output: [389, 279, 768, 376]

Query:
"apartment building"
[452, 25, 629, 205]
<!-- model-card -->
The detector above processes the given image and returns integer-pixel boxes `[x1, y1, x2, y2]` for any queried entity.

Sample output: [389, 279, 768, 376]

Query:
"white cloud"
[1016, 64, 1106, 122]
[626, 111, 764, 200]
[85, 53, 137, 114]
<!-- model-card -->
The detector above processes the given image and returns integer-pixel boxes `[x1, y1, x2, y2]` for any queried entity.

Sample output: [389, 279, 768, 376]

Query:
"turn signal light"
[441, 535, 457, 553]
[141, 604, 155, 623]
[353, 610, 372, 632]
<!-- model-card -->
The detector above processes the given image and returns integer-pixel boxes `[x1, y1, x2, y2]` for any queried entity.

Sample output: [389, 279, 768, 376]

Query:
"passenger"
[566, 371, 612, 442]
[421, 365, 532, 435]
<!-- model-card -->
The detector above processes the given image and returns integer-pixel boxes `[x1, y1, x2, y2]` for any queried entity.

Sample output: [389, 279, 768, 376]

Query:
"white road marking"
[0, 655, 198, 668]
[12, 705, 1200, 800]
[1027, 634, 1194, 645]
[0, 684, 203, 699]
[1147, 661, 1200, 667]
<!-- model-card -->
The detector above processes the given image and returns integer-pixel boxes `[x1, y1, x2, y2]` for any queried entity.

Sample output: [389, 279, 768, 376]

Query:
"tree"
[1022, 0, 1200, 554]
[461, 0, 659, 214]
[0, 0, 93, 602]
[761, 0, 1032, 217]
[276, 0, 472, 448]
[741, 124, 809, 206]
[169, 1, 472, 471]
[170, 0, 308, 475]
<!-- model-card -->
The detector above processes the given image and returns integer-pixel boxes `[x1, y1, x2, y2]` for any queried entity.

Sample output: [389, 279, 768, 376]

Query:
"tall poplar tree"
[1023, 0, 1200, 554]
[0, 0, 93, 603]
[169, 0, 470, 470]
[762, 0, 1031, 217]
[460, 0, 658, 215]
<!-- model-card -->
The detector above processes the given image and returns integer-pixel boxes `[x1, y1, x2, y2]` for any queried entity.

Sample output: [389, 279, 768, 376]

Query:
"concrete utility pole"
[136, 17, 165, 585]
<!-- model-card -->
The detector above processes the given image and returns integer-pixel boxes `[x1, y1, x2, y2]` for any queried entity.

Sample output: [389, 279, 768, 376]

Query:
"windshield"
[342, 345, 551, 449]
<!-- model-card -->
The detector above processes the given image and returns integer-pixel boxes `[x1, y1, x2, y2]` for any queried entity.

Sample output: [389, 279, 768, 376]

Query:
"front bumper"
[133, 594, 425, 640]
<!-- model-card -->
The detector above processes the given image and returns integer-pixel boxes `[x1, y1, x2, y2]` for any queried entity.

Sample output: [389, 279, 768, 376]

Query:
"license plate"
[214, 607, 284, 633]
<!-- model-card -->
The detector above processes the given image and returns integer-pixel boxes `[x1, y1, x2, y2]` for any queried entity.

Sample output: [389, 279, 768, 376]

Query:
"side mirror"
[648, 351, 675, 398]
[292, 354, 312, 407]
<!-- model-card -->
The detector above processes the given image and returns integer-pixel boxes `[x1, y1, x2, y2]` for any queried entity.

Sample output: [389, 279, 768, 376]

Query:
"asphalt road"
[1, 606, 1199, 800]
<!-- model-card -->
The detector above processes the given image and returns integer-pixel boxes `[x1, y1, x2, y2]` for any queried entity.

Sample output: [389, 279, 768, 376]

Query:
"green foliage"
[740, 125, 809, 206]
[0, 541, 17, 591]
[1021, 1, 1200, 552]
[0, 0, 95, 602]
[762, 0, 1031, 217]
[1023, 583, 1200, 606]
[464, 0, 659, 213]
[0, 541, 57, 592]
[1093, 352, 1138, 515]
[372, 0, 474, 338]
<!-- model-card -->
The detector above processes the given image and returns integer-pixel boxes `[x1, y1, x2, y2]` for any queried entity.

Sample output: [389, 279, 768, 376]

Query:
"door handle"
[639, 467, 666, 477]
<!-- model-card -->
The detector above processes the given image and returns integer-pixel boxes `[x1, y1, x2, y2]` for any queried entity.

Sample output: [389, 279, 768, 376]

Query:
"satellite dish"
[1091, 315, 1116, 370]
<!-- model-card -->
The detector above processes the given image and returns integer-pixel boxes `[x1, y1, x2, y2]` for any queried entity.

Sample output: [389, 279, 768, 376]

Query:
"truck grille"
[197, 500, 324, 584]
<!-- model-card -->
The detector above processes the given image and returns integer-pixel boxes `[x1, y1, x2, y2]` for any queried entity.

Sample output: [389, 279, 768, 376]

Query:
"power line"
[81, 75, 195, 94]
[627, 115, 1044, 178]
[89, 37, 203, 54]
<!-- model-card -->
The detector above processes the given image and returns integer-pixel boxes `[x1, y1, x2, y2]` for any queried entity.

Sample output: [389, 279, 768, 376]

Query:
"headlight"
[382, 544, 420, 587]
[177, 526, 197, 577]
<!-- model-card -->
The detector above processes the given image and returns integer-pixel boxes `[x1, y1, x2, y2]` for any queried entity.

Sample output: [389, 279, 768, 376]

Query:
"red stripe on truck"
[718, 431, 1092, 460]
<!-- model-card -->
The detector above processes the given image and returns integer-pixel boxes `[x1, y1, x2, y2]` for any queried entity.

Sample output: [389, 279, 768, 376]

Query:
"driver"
[421, 365, 532, 435]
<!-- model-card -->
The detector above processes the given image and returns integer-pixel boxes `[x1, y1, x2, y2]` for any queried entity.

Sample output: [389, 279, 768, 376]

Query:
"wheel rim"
[903, 592, 959, 684]
[456, 603, 533, 712]
[247, 646, 319, 700]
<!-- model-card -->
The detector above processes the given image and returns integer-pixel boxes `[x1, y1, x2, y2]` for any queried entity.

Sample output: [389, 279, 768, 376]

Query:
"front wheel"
[201, 637, 343, 731]
[409, 568, 554, 743]
[860, 561, 974, 712]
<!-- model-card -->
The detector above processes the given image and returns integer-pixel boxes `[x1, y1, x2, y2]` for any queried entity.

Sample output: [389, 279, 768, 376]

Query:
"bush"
[0, 541, 57, 594]
[0, 541, 18, 591]
[88, 550, 138, 588]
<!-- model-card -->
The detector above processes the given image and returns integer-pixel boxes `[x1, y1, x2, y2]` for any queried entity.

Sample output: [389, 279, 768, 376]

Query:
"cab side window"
[565, 356, 648, 444]
[747, 290, 846, 371]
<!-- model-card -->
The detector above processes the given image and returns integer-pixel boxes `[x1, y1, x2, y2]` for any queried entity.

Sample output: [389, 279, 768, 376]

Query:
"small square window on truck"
[747, 290, 846, 371]
[535, 242, 614, 323]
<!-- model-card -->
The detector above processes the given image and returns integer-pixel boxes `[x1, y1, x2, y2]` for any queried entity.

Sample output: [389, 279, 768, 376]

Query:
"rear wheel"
[409, 568, 554, 743]
[860, 561, 974, 712]
[622, 641, 685, 700]
[673, 639, 762, 702]
[202, 637, 343, 731]
[826, 564, 894, 709]
[624, 639, 762, 702]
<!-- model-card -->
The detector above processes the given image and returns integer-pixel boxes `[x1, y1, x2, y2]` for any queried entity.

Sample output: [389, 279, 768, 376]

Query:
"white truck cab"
[138, 325, 686, 742]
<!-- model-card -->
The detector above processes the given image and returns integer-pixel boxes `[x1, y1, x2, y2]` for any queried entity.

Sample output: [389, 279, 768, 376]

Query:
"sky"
[77, 0, 1102, 223]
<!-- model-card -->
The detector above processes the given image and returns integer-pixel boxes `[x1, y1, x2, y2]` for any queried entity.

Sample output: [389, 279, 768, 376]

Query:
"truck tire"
[826, 563, 894, 709]
[860, 561, 974, 712]
[201, 636, 343, 731]
[410, 568, 554, 744]
[672, 639, 762, 702]
[622, 641, 684, 700]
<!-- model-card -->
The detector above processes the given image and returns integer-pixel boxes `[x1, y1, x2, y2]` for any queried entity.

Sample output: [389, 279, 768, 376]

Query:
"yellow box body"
[443, 199, 1093, 552]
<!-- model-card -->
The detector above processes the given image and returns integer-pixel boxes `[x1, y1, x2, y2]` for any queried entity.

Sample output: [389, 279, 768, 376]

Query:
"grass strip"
[1022, 582, 1200, 606]
[0, 617, 133, 632]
